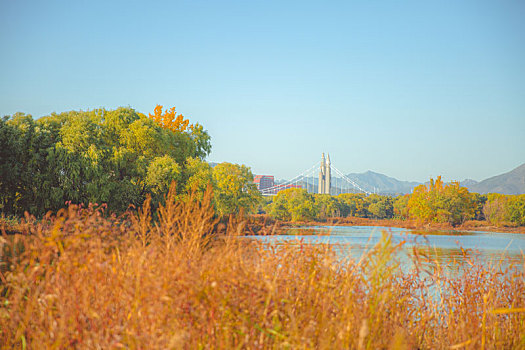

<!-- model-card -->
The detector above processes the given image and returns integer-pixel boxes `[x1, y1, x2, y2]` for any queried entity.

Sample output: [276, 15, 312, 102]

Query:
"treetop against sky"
[1, 0, 524, 182]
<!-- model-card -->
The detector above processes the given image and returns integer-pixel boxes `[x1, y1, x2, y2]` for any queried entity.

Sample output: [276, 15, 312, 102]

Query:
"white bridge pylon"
[259, 157, 372, 196]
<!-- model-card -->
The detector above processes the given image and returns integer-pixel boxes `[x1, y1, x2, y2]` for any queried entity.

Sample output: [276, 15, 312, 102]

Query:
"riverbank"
[3, 213, 525, 237]
[245, 215, 525, 235]
[2, 199, 524, 349]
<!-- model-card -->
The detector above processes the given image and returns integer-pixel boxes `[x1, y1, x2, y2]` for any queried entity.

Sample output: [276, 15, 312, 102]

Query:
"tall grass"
[1, 186, 524, 349]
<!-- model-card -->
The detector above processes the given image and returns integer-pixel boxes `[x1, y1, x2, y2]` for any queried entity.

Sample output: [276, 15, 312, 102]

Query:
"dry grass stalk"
[0, 184, 524, 349]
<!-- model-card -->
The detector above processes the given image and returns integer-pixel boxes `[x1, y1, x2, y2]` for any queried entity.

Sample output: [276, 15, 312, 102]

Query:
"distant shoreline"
[3, 214, 524, 236]
[246, 215, 525, 235]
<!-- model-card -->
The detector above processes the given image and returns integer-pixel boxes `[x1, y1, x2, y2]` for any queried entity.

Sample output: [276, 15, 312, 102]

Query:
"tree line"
[1, 106, 523, 227]
[265, 176, 525, 226]
[0, 106, 261, 217]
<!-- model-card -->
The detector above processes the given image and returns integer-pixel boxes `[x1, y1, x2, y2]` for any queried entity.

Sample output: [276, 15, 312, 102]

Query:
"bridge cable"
[260, 161, 321, 196]
[330, 165, 372, 195]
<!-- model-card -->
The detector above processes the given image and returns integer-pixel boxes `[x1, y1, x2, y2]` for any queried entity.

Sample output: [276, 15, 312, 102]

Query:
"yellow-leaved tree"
[148, 105, 193, 133]
[148, 105, 211, 160]
[407, 176, 476, 226]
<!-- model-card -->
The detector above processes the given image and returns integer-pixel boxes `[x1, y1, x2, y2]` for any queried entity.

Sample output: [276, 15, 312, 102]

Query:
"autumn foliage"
[483, 193, 525, 226]
[0, 107, 214, 216]
[1, 186, 524, 348]
[148, 104, 194, 133]
[407, 176, 477, 226]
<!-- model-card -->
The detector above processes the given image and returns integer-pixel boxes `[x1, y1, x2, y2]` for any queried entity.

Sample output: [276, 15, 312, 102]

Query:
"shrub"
[1, 186, 523, 349]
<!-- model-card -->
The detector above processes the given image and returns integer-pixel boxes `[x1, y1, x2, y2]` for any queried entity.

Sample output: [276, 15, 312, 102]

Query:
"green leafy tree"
[471, 193, 487, 220]
[212, 162, 261, 216]
[441, 182, 477, 225]
[367, 195, 393, 219]
[508, 195, 525, 226]
[337, 193, 368, 217]
[269, 188, 316, 222]
[268, 196, 290, 221]
[146, 155, 182, 200]
[183, 157, 213, 196]
[393, 194, 410, 219]
[189, 123, 212, 160]
[0, 113, 63, 214]
[0, 106, 213, 216]
[148, 104, 211, 160]
[483, 194, 525, 226]
[0, 116, 25, 213]
[315, 194, 339, 220]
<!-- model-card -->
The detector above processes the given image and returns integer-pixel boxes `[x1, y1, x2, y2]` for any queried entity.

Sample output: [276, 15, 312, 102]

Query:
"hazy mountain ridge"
[253, 162, 525, 195]
[345, 163, 525, 195]
[345, 171, 421, 194]
[460, 179, 479, 187]
[463, 163, 525, 195]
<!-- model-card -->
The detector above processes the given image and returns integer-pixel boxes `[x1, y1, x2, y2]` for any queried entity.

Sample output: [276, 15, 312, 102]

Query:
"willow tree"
[212, 162, 261, 216]
[269, 188, 316, 222]
[0, 106, 212, 215]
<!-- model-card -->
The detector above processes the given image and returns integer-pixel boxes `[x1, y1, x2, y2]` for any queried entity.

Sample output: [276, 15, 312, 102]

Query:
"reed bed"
[1, 187, 524, 349]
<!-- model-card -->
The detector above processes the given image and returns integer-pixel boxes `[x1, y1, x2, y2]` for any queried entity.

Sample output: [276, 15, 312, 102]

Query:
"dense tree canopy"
[483, 193, 525, 226]
[266, 190, 395, 222]
[0, 106, 213, 215]
[269, 188, 316, 221]
[367, 194, 394, 219]
[212, 163, 261, 216]
[407, 177, 477, 226]
[2, 108, 523, 228]
[264, 177, 524, 227]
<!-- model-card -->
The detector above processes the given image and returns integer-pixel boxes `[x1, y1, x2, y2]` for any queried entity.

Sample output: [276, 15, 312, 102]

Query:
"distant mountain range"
[460, 163, 525, 195]
[344, 171, 420, 195]
[214, 161, 525, 195]
[344, 163, 525, 195]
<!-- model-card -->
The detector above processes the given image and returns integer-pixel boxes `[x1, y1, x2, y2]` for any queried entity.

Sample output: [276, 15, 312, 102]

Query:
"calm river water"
[248, 226, 525, 271]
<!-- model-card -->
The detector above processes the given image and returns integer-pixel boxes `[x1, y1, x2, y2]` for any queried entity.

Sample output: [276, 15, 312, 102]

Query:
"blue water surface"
[247, 226, 525, 270]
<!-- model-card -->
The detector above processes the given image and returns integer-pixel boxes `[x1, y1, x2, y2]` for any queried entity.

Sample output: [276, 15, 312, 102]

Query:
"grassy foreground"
[1, 189, 524, 349]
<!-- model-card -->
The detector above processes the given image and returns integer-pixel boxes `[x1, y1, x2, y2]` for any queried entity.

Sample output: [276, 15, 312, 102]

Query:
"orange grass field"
[1, 188, 524, 349]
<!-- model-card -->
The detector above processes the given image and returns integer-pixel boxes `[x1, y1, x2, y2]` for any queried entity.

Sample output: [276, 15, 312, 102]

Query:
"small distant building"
[254, 175, 275, 190]
[255, 175, 303, 195]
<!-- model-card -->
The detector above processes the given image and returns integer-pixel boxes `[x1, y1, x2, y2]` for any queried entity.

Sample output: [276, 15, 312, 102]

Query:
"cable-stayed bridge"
[258, 153, 372, 196]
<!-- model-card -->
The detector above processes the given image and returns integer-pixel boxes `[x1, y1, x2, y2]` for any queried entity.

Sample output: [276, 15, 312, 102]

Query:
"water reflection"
[248, 225, 525, 272]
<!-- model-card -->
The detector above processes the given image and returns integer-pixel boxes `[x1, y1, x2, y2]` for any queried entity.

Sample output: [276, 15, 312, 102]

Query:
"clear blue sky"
[1, 0, 524, 182]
